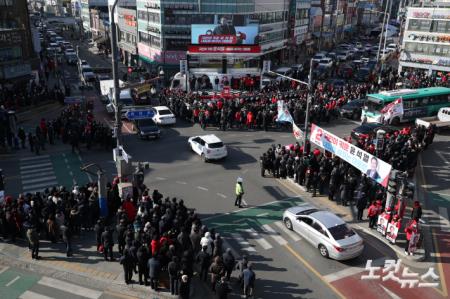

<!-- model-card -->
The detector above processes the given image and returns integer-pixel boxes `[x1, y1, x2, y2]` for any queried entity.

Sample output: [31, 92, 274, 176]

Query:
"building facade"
[0, 0, 39, 83]
[80, 0, 108, 38]
[115, 0, 138, 66]
[399, 5, 450, 74]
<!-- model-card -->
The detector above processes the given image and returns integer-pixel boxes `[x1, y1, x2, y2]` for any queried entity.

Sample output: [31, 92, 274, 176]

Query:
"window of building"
[408, 19, 431, 31]
[0, 47, 21, 62]
[0, 0, 13, 6]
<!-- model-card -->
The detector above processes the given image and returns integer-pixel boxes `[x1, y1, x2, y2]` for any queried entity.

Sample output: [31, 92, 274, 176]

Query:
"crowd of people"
[259, 123, 435, 223]
[0, 180, 256, 298]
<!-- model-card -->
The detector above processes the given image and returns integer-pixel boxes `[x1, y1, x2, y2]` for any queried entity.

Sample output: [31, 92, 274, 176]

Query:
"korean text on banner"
[293, 122, 304, 141]
[381, 98, 404, 121]
[309, 124, 392, 187]
[276, 100, 293, 123]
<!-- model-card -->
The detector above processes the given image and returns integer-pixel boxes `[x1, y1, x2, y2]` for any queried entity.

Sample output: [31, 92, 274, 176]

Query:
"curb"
[281, 177, 426, 262]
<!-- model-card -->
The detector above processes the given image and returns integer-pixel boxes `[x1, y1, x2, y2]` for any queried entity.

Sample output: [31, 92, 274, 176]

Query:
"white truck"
[416, 107, 450, 128]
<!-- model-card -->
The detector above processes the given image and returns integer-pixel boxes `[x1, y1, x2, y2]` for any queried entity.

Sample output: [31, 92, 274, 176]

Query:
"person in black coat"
[355, 189, 367, 221]
[178, 275, 190, 299]
[222, 248, 235, 281]
[196, 245, 211, 282]
[148, 254, 161, 290]
[61, 221, 73, 257]
[94, 219, 104, 252]
[101, 226, 114, 261]
[136, 244, 149, 285]
[116, 219, 127, 256]
[168, 256, 180, 295]
[121, 245, 135, 284]
[215, 276, 231, 299]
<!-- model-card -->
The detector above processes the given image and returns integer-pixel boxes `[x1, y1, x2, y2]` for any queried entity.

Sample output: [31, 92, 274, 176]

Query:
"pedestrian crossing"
[0, 266, 105, 299]
[19, 155, 58, 194]
[223, 220, 302, 255]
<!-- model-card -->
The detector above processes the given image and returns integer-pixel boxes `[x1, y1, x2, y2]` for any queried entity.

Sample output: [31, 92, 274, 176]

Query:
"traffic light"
[385, 170, 397, 209]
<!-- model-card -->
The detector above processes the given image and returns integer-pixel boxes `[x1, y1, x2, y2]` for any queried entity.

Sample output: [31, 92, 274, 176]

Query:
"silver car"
[282, 204, 364, 260]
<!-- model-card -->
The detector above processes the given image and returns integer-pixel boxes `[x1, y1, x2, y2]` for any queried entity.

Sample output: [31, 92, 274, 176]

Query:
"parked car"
[152, 106, 176, 125]
[283, 204, 364, 260]
[318, 58, 333, 68]
[134, 119, 160, 139]
[336, 51, 349, 61]
[312, 53, 327, 63]
[188, 134, 227, 162]
[339, 99, 365, 120]
[351, 123, 397, 140]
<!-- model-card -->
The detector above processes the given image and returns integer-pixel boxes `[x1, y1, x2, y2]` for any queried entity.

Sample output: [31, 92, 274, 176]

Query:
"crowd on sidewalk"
[0, 179, 256, 299]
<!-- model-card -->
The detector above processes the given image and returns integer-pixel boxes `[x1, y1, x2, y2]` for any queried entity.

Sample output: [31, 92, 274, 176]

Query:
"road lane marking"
[22, 176, 57, 185]
[273, 221, 301, 241]
[217, 193, 227, 198]
[323, 257, 385, 283]
[176, 181, 187, 185]
[245, 228, 272, 250]
[20, 155, 50, 161]
[19, 291, 54, 299]
[21, 171, 55, 179]
[155, 177, 167, 181]
[5, 275, 20, 286]
[242, 199, 248, 206]
[38, 277, 102, 299]
[20, 167, 54, 175]
[23, 181, 58, 192]
[380, 285, 402, 299]
[284, 244, 346, 299]
[233, 218, 247, 223]
[230, 233, 256, 252]
[256, 212, 269, 217]
[439, 207, 450, 232]
[197, 186, 208, 191]
[20, 162, 52, 170]
[261, 224, 288, 246]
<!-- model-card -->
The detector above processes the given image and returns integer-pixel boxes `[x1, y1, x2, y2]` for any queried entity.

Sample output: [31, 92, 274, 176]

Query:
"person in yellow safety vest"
[235, 177, 244, 208]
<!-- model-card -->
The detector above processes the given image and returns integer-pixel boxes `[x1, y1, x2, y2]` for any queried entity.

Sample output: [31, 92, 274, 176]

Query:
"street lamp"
[267, 58, 314, 145]
[109, 0, 121, 149]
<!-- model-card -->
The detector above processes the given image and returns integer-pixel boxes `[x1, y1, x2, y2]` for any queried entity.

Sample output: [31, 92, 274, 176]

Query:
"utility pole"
[303, 58, 314, 146]
[110, 0, 121, 148]
[376, 0, 390, 64]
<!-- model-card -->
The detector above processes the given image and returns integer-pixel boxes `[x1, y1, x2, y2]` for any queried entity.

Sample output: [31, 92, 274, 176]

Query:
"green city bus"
[362, 87, 450, 125]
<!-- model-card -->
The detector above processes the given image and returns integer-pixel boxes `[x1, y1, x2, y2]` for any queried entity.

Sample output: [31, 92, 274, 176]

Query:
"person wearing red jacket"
[122, 196, 136, 222]
[151, 236, 160, 256]
[246, 111, 254, 129]
[404, 220, 418, 255]
[367, 201, 378, 229]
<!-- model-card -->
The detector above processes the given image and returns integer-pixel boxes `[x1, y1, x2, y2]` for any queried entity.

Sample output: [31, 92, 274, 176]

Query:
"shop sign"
[0, 30, 22, 45]
[1, 64, 31, 79]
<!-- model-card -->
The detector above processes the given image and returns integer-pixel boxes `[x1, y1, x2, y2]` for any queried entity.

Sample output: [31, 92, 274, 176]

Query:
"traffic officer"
[235, 177, 244, 208]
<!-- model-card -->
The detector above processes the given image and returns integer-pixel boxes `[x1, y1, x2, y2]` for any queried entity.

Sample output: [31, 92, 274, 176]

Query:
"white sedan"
[152, 106, 176, 125]
[188, 134, 227, 162]
[282, 204, 364, 260]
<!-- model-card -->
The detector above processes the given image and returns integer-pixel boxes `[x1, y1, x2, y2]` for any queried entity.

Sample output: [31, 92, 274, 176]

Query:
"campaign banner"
[377, 215, 389, 235]
[386, 223, 399, 243]
[187, 45, 261, 54]
[408, 232, 421, 253]
[381, 98, 404, 121]
[277, 100, 293, 123]
[191, 24, 259, 45]
[293, 122, 304, 141]
[309, 124, 392, 187]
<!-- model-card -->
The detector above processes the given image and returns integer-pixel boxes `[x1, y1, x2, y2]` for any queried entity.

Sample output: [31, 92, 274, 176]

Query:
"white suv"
[188, 134, 227, 162]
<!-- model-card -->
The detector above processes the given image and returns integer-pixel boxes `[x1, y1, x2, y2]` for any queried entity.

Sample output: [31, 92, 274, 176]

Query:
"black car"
[135, 119, 160, 139]
[351, 123, 397, 140]
[340, 99, 365, 120]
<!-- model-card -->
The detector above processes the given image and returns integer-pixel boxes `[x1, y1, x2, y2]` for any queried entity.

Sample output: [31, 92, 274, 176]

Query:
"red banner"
[188, 45, 261, 54]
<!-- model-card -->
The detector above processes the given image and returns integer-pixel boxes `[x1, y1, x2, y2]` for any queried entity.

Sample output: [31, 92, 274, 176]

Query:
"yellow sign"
[135, 84, 151, 94]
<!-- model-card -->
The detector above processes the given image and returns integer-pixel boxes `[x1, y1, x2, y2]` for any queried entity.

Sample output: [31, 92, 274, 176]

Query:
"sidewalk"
[0, 232, 212, 299]
[276, 176, 426, 263]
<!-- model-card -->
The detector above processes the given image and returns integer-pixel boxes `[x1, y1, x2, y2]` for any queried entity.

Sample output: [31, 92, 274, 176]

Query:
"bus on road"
[362, 87, 450, 125]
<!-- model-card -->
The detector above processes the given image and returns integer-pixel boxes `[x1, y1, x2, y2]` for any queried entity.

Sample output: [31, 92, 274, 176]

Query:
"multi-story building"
[80, 0, 108, 39]
[399, 4, 450, 74]
[0, 0, 39, 84]
[115, 0, 138, 66]
[135, 0, 294, 70]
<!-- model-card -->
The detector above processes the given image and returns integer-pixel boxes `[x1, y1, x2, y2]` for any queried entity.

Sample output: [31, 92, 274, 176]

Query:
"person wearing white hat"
[235, 177, 244, 208]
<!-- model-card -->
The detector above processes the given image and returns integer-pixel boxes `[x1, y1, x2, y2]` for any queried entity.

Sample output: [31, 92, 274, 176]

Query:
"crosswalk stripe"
[245, 228, 273, 250]
[261, 224, 288, 245]
[21, 171, 55, 180]
[20, 162, 52, 170]
[19, 155, 50, 161]
[19, 291, 54, 299]
[273, 221, 301, 241]
[22, 176, 57, 185]
[439, 207, 450, 232]
[38, 277, 102, 299]
[230, 233, 256, 252]
[0, 266, 9, 274]
[20, 167, 54, 175]
[23, 181, 58, 192]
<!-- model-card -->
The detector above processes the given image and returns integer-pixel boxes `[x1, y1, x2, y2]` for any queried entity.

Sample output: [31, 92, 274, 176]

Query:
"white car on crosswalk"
[152, 106, 176, 125]
[188, 134, 227, 162]
[282, 204, 364, 260]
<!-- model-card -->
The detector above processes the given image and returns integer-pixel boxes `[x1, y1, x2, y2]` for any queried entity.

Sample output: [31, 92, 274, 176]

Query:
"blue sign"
[125, 109, 154, 120]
